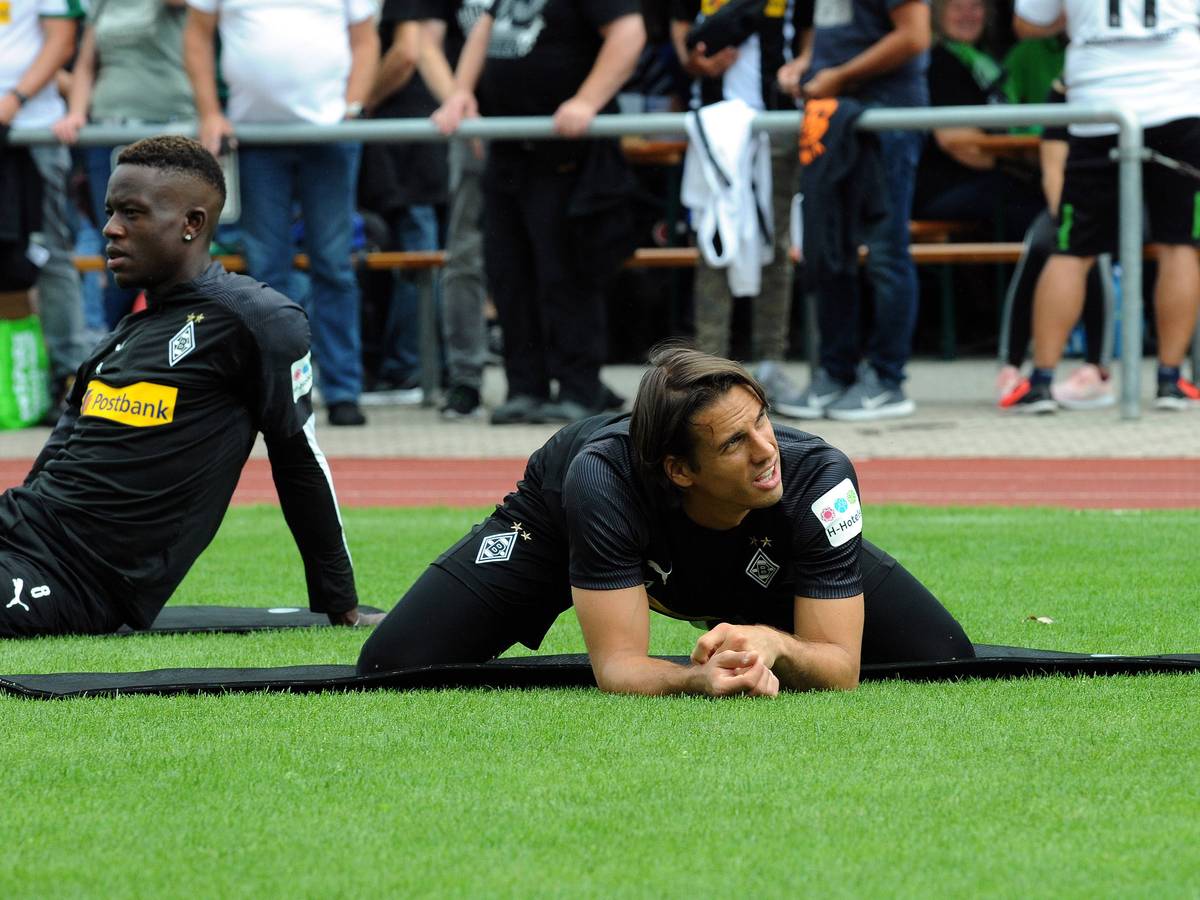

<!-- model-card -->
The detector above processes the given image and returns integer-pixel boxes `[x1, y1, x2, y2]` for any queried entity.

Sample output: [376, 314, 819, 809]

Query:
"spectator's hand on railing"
[52, 111, 87, 145]
[683, 42, 739, 80]
[777, 55, 811, 98]
[0, 92, 19, 128]
[801, 66, 846, 100]
[553, 96, 598, 138]
[432, 88, 478, 135]
[198, 111, 235, 157]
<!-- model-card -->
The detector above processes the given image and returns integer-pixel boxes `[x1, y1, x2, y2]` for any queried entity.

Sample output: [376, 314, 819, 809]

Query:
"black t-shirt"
[5, 263, 358, 628]
[501, 415, 863, 632]
[477, 0, 640, 118]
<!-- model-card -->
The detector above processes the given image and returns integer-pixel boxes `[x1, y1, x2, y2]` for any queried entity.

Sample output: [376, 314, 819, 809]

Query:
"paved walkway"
[2, 359, 1196, 508]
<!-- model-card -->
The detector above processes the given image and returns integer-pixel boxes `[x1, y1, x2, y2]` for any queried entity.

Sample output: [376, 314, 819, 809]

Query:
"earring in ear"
[183, 234, 194, 242]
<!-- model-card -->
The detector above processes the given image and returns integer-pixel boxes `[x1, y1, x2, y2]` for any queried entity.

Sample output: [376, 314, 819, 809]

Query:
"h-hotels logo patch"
[810, 478, 862, 547]
[80, 380, 177, 427]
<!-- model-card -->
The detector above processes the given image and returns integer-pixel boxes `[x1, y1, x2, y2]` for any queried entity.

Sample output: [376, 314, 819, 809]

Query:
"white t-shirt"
[0, 0, 85, 129]
[1015, 0, 1200, 135]
[187, 0, 377, 124]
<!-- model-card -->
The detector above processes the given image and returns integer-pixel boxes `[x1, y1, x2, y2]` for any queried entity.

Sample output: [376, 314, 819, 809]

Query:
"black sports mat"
[2, 645, 1197, 699]
[118, 605, 386, 635]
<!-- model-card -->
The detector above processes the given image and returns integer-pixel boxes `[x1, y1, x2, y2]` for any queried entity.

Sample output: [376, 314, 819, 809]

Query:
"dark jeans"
[483, 147, 606, 406]
[814, 129, 924, 386]
[916, 169, 1043, 242]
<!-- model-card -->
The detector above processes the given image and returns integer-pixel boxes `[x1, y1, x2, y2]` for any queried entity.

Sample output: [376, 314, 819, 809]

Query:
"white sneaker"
[1051, 364, 1114, 410]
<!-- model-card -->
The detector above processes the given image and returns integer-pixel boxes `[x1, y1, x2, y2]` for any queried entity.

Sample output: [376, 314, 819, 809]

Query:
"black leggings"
[1001, 209, 1109, 369]
[356, 539, 974, 674]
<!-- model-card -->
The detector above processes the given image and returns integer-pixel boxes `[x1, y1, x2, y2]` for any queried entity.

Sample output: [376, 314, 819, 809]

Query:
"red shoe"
[1155, 377, 1200, 410]
[999, 378, 1058, 413]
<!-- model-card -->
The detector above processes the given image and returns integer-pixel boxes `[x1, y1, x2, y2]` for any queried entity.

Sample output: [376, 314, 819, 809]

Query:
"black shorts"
[0, 550, 122, 638]
[357, 513, 974, 674]
[1055, 117, 1200, 256]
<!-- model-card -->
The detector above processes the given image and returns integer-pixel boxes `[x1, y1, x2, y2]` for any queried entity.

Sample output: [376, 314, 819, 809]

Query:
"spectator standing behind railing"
[357, 5, 448, 407]
[1009, 0, 1200, 412]
[776, 0, 931, 422]
[433, 0, 646, 426]
[669, 0, 808, 417]
[183, 0, 379, 427]
[996, 78, 1113, 410]
[53, 0, 195, 330]
[911, 0, 1042, 239]
[403, 0, 493, 421]
[1, 0, 89, 424]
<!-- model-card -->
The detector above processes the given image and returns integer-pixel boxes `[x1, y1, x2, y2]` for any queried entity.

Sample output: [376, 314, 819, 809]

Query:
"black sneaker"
[999, 378, 1057, 414]
[538, 398, 598, 423]
[600, 385, 626, 411]
[490, 394, 545, 425]
[440, 384, 482, 420]
[327, 401, 367, 426]
[1155, 377, 1200, 411]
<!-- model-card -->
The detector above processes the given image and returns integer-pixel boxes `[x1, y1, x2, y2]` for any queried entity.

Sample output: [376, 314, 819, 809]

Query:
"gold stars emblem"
[511, 521, 532, 541]
[187, 313, 205, 324]
[749, 536, 772, 549]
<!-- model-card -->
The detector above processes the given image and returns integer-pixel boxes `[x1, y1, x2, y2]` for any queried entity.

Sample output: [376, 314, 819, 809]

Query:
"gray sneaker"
[770, 367, 848, 419]
[825, 368, 915, 421]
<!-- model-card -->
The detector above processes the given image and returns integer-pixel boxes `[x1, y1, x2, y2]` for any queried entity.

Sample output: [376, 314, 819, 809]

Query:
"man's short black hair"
[117, 135, 227, 206]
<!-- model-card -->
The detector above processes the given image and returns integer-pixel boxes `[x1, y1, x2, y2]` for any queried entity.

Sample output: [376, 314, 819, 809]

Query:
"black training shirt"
[7, 263, 357, 628]
[503, 415, 863, 632]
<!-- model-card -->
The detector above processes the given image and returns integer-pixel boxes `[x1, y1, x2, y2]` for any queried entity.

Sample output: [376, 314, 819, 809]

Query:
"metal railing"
[12, 103, 1151, 418]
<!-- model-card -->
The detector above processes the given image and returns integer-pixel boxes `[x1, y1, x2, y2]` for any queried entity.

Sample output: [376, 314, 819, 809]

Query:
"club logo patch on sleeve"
[810, 478, 862, 547]
[80, 380, 177, 427]
[291, 352, 314, 402]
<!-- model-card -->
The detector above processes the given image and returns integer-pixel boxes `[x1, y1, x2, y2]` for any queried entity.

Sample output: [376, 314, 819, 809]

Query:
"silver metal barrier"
[12, 103, 1152, 418]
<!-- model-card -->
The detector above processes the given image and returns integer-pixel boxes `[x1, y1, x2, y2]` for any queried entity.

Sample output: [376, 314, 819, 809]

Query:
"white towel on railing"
[681, 98, 774, 296]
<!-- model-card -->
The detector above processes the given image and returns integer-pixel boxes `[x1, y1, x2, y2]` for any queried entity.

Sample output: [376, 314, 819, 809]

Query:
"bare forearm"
[418, 23, 456, 102]
[183, 18, 222, 118]
[770, 630, 859, 690]
[453, 13, 492, 94]
[592, 653, 706, 696]
[65, 29, 96, 117]
[15, 20, 75, 99]
[831, 28, 927, 91]
[346, 25, 380, 107]
[574, 15, 645, 111]
[368, 48, 417, 110]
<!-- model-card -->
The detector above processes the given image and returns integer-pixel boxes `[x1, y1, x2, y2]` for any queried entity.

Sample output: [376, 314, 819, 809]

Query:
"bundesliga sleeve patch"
[291, 352, 314, 402]
[810, 478, 862, 548]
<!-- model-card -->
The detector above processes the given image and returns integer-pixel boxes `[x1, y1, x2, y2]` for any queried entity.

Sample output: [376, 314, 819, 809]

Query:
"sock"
[1030, 367, 1054, 387]
[1157, 364, 1181, 385]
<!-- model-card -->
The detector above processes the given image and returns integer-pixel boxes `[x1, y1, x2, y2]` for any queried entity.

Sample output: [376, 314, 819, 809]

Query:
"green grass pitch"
[1, 505, 1197, 898]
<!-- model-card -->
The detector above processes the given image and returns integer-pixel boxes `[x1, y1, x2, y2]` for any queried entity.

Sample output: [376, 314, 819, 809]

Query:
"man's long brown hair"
[630, 342, 767, 499]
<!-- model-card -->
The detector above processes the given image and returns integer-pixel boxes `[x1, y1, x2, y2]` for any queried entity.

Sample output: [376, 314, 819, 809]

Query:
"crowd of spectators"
[2, 0, 1196, 428]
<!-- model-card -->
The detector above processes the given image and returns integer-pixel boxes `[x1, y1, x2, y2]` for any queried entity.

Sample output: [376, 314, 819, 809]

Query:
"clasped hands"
[690, 622, 781, 698]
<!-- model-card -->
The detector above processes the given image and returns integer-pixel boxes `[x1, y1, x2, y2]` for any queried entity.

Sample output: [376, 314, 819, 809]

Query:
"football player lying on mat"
[0, 136, 381, 638]
[358, 346, 973, 695]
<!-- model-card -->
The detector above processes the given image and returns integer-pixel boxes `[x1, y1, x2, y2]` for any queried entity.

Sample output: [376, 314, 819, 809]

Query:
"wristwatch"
[10, 89, 30, 107]
[344, 101, 364, 119]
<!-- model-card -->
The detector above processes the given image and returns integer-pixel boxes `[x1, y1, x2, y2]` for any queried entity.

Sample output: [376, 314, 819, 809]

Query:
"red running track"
[2, 457, 1197, 509]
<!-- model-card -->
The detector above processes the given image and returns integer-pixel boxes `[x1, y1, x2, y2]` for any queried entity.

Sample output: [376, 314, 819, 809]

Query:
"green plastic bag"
[0, 315, 50, 429]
